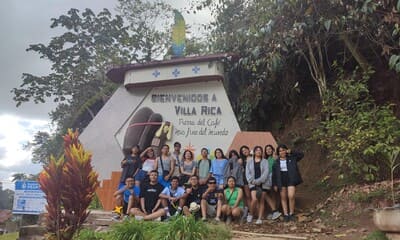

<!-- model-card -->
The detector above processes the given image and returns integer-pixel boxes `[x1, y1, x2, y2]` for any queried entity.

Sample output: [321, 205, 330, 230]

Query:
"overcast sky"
[0, 0, 211, 190]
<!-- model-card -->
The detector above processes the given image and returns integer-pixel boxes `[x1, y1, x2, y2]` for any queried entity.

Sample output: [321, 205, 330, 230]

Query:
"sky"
[0, 0, 211, 190]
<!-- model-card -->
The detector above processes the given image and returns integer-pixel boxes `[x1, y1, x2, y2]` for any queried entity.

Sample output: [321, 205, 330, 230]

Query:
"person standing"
[136, 147, 157, 183]
[210, 148, 228, 189]
[154, 144, 175, 188]
[239, 145, 252, 217]
[172, 142, 183, 178]
[246, 146, 270, 225]
[197, 148, 212, 186]
[264, 144, 281, 220]
[179, 150, 197, 185]
[224, 150, 244, 187]
[272, 144, 304, 222]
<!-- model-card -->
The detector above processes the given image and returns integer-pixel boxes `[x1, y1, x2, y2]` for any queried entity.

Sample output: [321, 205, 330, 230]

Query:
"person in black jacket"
[272, 144, 304, 222]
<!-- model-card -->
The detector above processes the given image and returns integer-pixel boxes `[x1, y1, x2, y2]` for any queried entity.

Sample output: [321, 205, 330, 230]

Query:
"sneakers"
[174, 209, 182, 216]
[246, 214, 253, 223]
[271, 211, 282, 220]
[214, 217, 221, 222]
[112, 215, 121, 221]
[134, 215, 144, 221]
[283, 214, 290, 222]
[201, 217, 207, 222]
[289, 214, 296, 222]
[266, 213, 273, 220]
[255, 219, 262, 225]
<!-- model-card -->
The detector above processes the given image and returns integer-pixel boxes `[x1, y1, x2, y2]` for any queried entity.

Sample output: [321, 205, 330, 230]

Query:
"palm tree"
[11, 173, 37, 182]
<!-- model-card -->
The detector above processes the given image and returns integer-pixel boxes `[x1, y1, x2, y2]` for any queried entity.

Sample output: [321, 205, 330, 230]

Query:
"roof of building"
[106, 53, 236, 83]
[227, 131, 278, 153]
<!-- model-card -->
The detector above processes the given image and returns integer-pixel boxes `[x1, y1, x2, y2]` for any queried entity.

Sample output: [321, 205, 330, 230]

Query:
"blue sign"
[12, 181, 46, 215]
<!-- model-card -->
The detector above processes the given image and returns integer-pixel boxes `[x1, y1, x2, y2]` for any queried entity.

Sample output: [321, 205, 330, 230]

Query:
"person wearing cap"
[200, 177, 223, 221]
[181, 175, 205, 217]
[112, 177, 140, 218]
[130, 170, 166, 221]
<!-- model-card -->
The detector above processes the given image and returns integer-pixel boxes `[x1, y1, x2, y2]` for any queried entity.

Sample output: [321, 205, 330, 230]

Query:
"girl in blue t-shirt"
[210, 148, 228, 189]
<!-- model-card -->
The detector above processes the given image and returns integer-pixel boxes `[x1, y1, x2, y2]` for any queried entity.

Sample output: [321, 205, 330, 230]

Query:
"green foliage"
[74, 229, 109, 240]
[364, 230, 388, 240]
[153, 216, 208, 240]
[313, 67, 400, 182]
[0, 232, 19, 240]
[350, 189, 386, 203]
[39, 129, 99, 240]
[88, 194, 103, 210]
[88, 216, 232, 240]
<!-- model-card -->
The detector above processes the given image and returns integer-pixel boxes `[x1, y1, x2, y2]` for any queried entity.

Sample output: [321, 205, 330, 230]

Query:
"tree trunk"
[340, 33, 371, 72]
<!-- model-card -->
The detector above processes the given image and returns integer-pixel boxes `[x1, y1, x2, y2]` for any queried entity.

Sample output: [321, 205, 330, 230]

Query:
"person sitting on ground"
[224, 150, 244, 187]
[130, 170, 166, 221]
[221, 176, 244, 224]
[272, 144, 304, 222]
[200, 177, 223, 222]
[210, 148, 228, 189]
[154, 144, 175, 188]
[264, 144, 282, 220]
[180, 150, 197, 186]
[159, 176, 185, 218]
[246, 146, 271, 225]
[136, 147, 157, 183]
[197, 148, 212, 186]
[113, 177, 140, 217]
[181, 175, 205, 217]
[114, 145, 141, 215]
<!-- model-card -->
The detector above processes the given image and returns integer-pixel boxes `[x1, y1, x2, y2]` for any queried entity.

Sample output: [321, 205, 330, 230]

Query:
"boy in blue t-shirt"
[113, 177, 140, 217]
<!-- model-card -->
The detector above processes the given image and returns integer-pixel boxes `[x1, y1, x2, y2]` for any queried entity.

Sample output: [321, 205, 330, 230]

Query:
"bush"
[75, 216, 231, 240]
[313, 67, 400, 181]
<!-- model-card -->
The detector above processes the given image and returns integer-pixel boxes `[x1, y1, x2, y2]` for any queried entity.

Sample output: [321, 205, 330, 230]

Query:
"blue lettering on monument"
[175, 106, 197, 115]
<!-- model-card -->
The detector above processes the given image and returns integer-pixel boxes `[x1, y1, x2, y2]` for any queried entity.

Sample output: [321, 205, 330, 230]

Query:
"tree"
[11, 173, 37, 182]
[13, 2, 173, 164]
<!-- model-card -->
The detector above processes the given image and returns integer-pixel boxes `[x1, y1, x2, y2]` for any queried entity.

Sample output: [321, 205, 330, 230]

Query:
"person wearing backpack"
[197, 148, 212, 186]
[224, 150, 244, 188]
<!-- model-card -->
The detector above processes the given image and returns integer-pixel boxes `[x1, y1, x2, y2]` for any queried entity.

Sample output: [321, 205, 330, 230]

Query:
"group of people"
[113, 141, 304, 224]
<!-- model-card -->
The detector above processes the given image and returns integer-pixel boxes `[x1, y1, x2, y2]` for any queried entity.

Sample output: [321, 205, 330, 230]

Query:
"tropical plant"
[39, 129, 99, 240]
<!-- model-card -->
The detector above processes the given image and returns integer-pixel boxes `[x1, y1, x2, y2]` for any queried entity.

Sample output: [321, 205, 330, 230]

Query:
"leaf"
[324, 20, 331, 32]
[389, 55, 400, 69]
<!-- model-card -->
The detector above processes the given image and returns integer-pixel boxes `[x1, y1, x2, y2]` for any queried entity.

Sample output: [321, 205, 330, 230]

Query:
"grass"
[73, 216, 231, 240]
[363, 230, 388, 240]
[0, 232, 18, 240]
